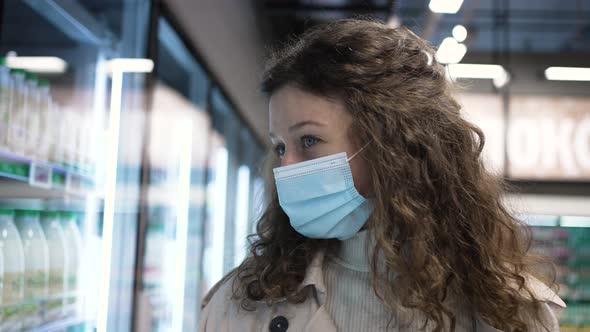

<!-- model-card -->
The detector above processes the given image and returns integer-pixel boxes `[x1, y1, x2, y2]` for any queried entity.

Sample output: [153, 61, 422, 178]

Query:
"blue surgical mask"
[273, 147, 372, 240]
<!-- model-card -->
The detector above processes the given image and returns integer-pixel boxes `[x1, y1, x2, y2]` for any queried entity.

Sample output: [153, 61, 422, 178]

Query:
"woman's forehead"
[269, 85, 351, 132]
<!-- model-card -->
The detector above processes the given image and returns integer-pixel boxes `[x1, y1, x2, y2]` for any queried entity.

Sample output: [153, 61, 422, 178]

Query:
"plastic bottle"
[0, 208, 25, 331]
[37, 79, 52, 162]
[48, 102, 64, 165]
[25, 73, 40, 159]
[0, 57, 14, 151]
[15, 209, 49, 329]
[59, 211, 82, 312]
[59, 110, 76, 168]
[8, 68, 28, 155]
[40, 211, 68, 321]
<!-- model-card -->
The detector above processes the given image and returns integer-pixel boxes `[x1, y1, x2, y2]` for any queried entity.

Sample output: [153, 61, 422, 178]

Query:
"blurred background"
[0, 0, 588, 331]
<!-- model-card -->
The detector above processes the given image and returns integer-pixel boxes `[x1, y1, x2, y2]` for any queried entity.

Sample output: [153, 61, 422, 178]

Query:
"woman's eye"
[274, 143, 285, 157]
[301, 136, 319, 148]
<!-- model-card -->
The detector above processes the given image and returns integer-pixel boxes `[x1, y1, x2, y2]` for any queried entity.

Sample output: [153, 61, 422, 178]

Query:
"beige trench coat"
[199, 252, 566, 332]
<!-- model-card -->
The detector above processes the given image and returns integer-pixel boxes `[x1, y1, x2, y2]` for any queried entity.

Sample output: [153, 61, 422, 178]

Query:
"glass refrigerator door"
[131, 15, 214, 331]
[137, 82, 211, 332]
[0, 1, 151, 331]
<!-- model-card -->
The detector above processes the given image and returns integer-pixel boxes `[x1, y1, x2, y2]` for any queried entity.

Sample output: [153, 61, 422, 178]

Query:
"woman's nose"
[280, 151, 302, 167]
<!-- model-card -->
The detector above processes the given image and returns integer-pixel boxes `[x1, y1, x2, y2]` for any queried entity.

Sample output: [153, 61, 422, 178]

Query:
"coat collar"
[298, 250, 327, 297]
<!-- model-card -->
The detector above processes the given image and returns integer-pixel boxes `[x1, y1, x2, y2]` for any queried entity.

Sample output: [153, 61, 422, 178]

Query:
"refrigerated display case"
[526, 216, 590, 330]
[1, 1, 264, 331]
[0, 0, 152, 331]
[131, 13, 266, 332]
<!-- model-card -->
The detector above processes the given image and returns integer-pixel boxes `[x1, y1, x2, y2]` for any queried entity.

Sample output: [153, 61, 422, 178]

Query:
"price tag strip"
[29, 161, 53, 189]
[65, 171, 84, 195]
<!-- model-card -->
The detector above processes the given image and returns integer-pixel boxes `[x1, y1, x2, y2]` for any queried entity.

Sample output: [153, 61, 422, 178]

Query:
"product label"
[47, 270, 66, 311]
[52, 172, 66, 187]
[29, 161, 53, 189]
[65, 274, 78, 305]
[48, 270, 65, 295]
[1, 272, 23, 320]
[45, 276, 65, 317]
[65, 172, 83, 193]
[1, 271, 24, 304]
[24, 269, 47, 299]
[0, 161, 28, 179]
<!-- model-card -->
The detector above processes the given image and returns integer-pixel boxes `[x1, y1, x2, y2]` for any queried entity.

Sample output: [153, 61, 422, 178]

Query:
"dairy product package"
[59, 211, 82, 312]
[37, 79, 52, 162]
[7, 69, 28, 155]
[40, 211, 68, 321]
[15, 209, 49, 329]
[0, 57, 14, 151]
[0, 208, 25, 331]
[25, 73, 40, 159]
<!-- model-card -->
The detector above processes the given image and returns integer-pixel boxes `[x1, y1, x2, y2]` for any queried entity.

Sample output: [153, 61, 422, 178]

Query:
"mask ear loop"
[347, 142, 371, 161]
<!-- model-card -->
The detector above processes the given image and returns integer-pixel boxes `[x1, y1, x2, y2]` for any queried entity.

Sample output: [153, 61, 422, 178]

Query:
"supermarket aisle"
[0, 0, 589, 331]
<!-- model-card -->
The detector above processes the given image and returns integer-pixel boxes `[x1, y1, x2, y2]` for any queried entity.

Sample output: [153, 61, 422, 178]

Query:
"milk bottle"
[15, 209, 49, 329]
[59, 211, 82, 311]
[37, 79, 52, 162]
[7, 69, 28, 155]
[0, 208, 25, 331]
[25, 73, 40, 159]
[40, 211, 68, 321]
[0, 58, 13, 151]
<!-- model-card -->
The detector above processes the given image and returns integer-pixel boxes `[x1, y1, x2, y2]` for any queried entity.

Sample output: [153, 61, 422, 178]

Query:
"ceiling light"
[492, 70, 511, 88]
[447, 63, 510, 87]
[429, 0, 464, 14]
[104, 58, 154, 74]
[387, 15, 402, 29]
[435, 37, 467, 64]
[452, 25, 468, 42]
[544, 66, 590, 81]
[561, 216, 590, 228]
[5, 56, 68, 74]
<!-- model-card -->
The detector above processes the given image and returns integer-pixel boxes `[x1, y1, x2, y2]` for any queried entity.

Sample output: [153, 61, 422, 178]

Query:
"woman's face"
[269, 84, 371, 197]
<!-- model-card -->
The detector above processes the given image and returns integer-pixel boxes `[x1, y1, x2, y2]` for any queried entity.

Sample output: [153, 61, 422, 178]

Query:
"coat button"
[269, 316, 289, 332]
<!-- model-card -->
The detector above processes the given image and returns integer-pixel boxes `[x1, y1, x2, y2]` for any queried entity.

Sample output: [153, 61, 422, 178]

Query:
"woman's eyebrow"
[269, 120, 325, 138]
[288, 120, 325, 132]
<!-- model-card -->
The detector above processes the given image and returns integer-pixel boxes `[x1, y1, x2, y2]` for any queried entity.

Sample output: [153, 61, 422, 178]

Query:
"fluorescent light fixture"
[429, 0, 464, 13]
[560, 216, 590, 228]
[447, 63, 510, 87]
[452, 25, 468, 42]
[544, 66, 590, 81]
[6, 56, 68, 74]
[435, 37, 467, 64]
[523, 214, 559, 227]
[386, 15, 402, 28]
[104, 58, 154, 73]
[171, 121, 192, 332]
[211, 147, 228, 283]
[97, 70, 123, 332]
[492, 70, 510, 88]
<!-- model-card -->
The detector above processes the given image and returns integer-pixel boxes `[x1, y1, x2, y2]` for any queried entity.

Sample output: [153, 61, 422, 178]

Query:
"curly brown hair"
[211, 18, 557, 331]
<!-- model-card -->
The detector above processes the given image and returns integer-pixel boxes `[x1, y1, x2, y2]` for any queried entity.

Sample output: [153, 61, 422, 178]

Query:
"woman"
[199, 19, 565, 332]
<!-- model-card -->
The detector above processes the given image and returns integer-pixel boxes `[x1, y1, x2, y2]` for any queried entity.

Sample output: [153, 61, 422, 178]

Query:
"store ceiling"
[259, 0, 590, 54]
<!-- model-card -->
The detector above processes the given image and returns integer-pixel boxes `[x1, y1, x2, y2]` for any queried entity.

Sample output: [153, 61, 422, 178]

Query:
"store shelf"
[0, 149, 98, 199]
[23, 0, 116, 48]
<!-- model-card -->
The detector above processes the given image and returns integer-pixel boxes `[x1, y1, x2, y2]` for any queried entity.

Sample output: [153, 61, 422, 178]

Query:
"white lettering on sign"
[508, 116, 590, 178]
[459, 93, 590, 180]
[507, 120, 540, 170]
